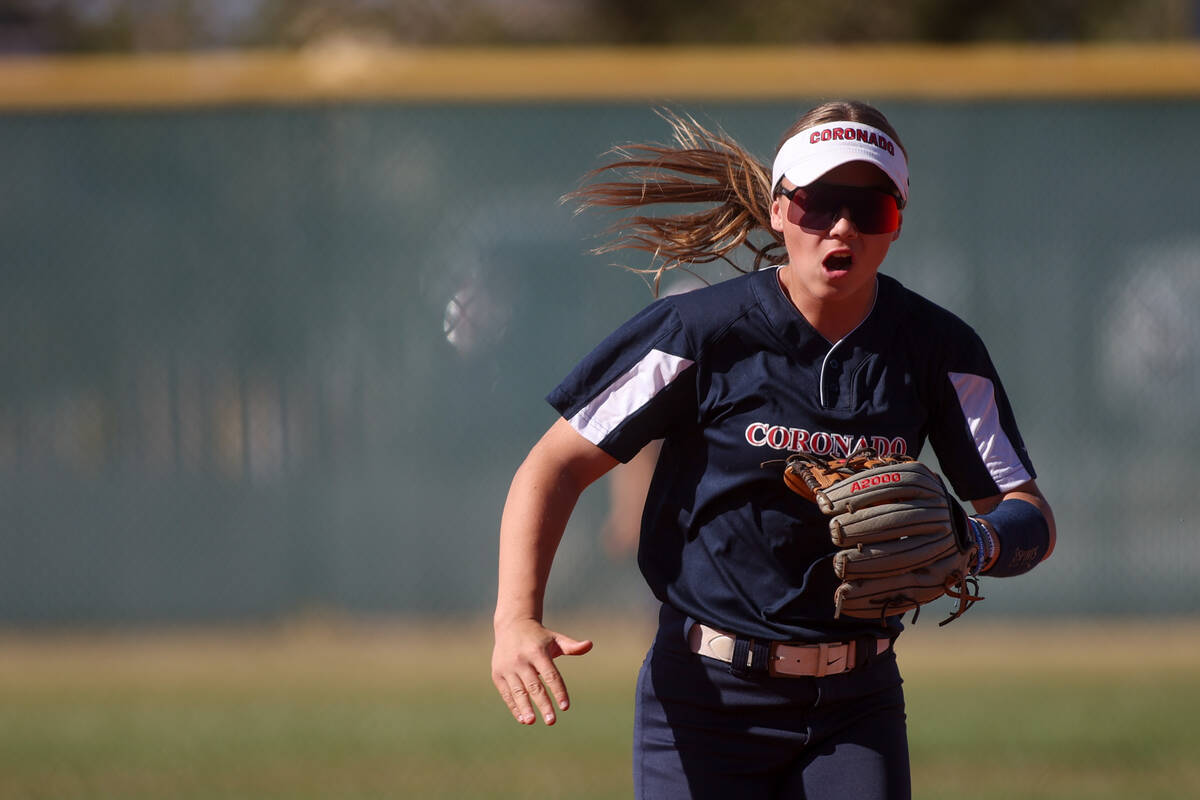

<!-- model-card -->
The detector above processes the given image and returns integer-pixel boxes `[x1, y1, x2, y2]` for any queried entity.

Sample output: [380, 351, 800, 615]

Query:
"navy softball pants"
[634, 604, 911, 800]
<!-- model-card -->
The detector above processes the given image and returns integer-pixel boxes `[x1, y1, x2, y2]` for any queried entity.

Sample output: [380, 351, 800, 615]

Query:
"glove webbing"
[781, 448, 915, 501]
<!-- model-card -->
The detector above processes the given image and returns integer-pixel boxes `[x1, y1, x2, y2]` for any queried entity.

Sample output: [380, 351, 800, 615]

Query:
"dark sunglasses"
[778, 183, 902, 235]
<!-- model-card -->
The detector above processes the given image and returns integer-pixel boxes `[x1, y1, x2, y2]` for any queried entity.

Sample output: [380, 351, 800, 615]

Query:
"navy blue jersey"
[548, 267, 1035, 642]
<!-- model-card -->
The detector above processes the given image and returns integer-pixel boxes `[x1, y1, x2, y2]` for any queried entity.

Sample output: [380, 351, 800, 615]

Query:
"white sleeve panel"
[567, 349, 695, 445]
[948, 371, 1033, 493]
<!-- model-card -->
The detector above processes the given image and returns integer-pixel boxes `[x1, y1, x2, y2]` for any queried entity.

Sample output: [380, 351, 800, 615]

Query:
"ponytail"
[565, 110, 784, 294]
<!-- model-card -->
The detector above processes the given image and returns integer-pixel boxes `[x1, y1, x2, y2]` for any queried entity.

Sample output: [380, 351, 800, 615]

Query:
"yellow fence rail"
[3, 44, 1200, 110]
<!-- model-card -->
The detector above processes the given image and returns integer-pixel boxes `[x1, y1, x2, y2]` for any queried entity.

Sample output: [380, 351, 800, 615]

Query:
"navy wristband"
[978, 498, 1050, 577]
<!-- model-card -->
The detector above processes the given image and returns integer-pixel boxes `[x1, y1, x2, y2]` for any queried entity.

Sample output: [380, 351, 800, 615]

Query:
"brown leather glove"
[784, 450, 982, 625]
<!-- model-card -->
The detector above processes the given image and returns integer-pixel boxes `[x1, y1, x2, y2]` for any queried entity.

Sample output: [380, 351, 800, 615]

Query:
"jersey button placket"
[822, 360, 841, 409]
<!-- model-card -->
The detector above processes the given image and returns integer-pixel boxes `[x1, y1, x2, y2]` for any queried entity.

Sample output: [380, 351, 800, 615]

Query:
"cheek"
[863, 237, 895, 265]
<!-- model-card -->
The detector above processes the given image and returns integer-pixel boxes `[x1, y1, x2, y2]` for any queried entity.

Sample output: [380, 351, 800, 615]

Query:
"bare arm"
[491, 417, 619, 726]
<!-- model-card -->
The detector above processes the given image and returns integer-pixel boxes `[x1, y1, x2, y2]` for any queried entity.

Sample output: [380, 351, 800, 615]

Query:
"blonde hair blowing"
[566, 102, 905, 295]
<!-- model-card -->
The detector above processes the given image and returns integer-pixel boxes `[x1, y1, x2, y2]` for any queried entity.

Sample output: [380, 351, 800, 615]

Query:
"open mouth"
[823, 253, 853, 271]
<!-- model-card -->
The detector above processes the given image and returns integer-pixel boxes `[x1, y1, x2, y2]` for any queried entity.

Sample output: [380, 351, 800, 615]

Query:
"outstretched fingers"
[493, 664, 561, 725]
[491, 623, 592, 726]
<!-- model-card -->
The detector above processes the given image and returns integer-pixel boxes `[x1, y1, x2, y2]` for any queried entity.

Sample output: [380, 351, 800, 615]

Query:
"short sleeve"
[927, 327, 1036, 500]
[547, 298, 699, 463]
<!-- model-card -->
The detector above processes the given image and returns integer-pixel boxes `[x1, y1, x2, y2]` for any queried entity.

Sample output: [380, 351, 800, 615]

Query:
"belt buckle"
[815, 641, 852, 678]
[769, 639, 859, 678]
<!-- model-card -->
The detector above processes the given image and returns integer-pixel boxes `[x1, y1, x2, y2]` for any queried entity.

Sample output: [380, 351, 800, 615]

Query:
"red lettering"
[745, 423, 768, 446]
[807, 126, 897, 155]
[745, 422, 906, 457]
[850, 472, 901, 493]
[767, 425, 790, 449]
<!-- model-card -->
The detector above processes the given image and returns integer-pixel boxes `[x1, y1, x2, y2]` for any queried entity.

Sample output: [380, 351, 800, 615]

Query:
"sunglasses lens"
[795, 204, 837, 231]
[788, 186, 900, 234]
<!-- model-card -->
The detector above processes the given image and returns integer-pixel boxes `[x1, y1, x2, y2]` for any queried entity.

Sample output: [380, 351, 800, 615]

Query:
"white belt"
[687, 622, 891, 678]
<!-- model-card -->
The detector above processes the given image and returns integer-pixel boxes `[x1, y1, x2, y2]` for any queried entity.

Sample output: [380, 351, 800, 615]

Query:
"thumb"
[552, 633, 594, 658]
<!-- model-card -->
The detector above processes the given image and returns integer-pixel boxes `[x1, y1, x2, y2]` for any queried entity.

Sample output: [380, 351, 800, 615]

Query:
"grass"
[0, 618, 1198, 799]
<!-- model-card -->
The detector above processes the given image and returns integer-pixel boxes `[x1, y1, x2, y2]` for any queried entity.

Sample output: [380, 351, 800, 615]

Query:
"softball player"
[491, 100, 1056, 799]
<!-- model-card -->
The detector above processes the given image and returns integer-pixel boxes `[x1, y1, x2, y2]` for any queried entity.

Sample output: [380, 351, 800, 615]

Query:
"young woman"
[491, 100, 1056, 799]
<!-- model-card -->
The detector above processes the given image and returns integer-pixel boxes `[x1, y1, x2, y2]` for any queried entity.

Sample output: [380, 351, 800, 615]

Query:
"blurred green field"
[1, 618, 1198, 799]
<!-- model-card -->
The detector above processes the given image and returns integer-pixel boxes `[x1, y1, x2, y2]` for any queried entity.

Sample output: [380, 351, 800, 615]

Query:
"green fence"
[2, 100, 1198, 623]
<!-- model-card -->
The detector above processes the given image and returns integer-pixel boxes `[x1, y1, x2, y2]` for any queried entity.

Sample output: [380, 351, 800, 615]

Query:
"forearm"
[494, 458, 585, 627]
[493, 418, 619, 628]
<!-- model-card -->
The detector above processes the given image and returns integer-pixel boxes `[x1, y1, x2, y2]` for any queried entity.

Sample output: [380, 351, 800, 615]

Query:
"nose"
[827, 206, 858, 237]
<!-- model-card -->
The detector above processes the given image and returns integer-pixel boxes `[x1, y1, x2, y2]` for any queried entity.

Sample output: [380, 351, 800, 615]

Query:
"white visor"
[772, 121, 909, 207]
